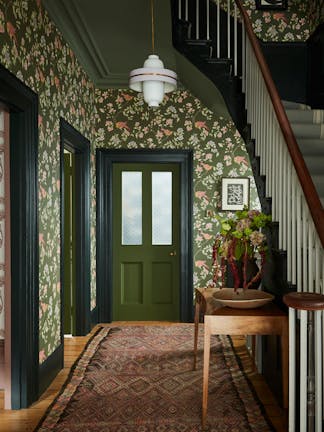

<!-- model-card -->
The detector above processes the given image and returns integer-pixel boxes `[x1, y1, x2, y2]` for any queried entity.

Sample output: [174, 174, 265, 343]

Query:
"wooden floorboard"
[0, 323, 288, 431]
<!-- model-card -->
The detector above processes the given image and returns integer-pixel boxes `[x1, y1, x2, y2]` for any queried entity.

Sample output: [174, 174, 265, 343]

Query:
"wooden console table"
[194, 287, 289, 429]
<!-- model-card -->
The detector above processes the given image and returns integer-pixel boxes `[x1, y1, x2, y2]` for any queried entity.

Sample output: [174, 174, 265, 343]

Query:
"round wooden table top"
[283, 292, 324, 311]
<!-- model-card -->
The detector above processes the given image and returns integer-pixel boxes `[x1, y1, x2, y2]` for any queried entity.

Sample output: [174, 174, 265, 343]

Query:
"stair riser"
[291, 123, 324, 139]
[297, 139, 324, 155]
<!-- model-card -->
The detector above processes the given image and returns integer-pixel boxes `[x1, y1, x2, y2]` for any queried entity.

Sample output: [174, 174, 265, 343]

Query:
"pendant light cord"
[151, 0, 155, 54]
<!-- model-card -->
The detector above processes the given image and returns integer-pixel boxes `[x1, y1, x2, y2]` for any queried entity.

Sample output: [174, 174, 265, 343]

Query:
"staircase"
[172, 0, 246, 134]
[172, 1, 324, 430]
[284, 101, 324, 209]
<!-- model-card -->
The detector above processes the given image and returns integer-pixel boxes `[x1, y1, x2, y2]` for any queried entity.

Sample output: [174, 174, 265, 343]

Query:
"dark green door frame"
[60, 119, 91, 337]
[0, 64, 39, 408]
[96, 149, 193, 323]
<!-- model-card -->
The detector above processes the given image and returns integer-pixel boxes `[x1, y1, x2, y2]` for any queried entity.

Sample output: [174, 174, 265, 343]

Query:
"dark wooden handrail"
[235, 0, 324, 248]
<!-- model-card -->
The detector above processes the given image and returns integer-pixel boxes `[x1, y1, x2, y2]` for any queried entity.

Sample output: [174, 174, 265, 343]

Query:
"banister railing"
[235, 0, 324, 248]
[174, 1, 324, 431]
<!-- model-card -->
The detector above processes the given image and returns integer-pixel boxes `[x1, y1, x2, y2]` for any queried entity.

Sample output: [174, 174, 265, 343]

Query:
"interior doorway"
[112, 163, 181, 321]
[60, 119, 91, 339]
[0, 63, 39, 409]
[96, 149, 194, 323]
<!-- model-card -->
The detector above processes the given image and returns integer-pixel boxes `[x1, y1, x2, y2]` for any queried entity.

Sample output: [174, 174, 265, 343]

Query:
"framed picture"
[255, 0, 288, 10]
[221, 177, 250, 211]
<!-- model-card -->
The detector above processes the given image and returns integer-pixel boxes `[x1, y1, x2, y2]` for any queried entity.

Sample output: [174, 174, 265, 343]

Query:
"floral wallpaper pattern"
[95, 89, 260, 290]
[0, 0, 318, 365]
[217, 0, 321, 42]
[0, 0, 97, 362]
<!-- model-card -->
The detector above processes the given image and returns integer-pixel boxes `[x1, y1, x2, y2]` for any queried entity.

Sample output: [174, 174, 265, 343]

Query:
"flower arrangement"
[212, 209, 272, 290]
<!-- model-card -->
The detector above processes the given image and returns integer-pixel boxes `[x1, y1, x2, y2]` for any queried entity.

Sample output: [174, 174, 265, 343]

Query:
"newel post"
[283, 292, 324, 432]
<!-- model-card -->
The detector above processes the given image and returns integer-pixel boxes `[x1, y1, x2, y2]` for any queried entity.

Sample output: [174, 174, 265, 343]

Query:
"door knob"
[170, 251, 177, 256]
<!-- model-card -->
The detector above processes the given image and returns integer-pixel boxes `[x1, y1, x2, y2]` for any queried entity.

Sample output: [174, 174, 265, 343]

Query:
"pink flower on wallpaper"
[195, 260, 208, 269]
[201, 163, 212, 171]
[54, 76, 60, 89]
[234, 156, 248, 165]
[39, 350, 46, 363]
[195, 121, 208, 130]
[202, 233, 213, 240]
[39, 233, 45, 246]
[40, 302, 48, 313]
[195, 191, 207, 199]
[273, 13, 287, 22]
[162, 129, 172, 136]
[6, 22, 17, 45]
[116, 121, 130, 131]
[40, 185, 47, 198]
[121, 93, 133, 101]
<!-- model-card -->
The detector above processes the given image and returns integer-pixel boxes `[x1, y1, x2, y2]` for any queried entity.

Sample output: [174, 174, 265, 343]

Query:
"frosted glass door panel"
[122, 172, 142, 245]
[152, 172, 172, 245]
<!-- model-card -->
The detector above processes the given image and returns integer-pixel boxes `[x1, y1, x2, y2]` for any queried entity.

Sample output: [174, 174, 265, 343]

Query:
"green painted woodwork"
[63, 153, 76, 335]
[112, 163, 180, 321]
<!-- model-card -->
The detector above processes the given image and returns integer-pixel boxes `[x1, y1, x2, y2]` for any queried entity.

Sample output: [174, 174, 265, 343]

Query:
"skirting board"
[38, 343, 64, 397]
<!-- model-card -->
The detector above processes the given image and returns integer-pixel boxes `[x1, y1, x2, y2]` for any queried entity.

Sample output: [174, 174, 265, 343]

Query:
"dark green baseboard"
[38, 343, 64, 397]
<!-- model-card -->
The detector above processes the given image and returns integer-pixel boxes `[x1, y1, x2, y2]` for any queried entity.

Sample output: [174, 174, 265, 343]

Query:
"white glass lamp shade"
[129, 54, 177, 107]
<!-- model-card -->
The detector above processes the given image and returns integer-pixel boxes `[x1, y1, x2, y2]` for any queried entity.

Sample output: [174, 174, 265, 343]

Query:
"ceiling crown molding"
[43, 0, 129, 87]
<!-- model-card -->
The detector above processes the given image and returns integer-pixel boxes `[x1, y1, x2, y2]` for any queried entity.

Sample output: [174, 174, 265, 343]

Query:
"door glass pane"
[122, 172, 142, 245]
[152, 172, 172, 245]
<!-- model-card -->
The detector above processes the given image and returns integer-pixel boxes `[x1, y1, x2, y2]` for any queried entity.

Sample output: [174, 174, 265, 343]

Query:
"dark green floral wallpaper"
[95, 89, 261, 290]
[218, 0, 321, 41]
[0, 0, 319, 365]
[0, 0, 97, 362]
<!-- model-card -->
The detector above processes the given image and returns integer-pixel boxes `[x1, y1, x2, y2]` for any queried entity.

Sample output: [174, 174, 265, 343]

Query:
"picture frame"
[221, 177, 250, 211]
[255, 0, 288, 10]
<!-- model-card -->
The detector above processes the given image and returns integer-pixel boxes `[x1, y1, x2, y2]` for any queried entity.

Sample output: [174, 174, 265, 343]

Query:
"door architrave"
[96, 149, 193, 323]
[0, 64, 39, 408]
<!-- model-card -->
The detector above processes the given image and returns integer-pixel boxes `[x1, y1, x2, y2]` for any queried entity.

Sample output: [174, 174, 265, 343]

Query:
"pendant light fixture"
[129, 0, 177, 107]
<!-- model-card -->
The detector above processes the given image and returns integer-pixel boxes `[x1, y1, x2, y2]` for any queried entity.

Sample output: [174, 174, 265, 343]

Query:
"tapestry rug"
[35, 325, 275, 432]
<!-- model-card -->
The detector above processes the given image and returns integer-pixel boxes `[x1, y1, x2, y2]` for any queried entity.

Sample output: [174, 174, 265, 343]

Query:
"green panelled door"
[113, 163, 180, 320]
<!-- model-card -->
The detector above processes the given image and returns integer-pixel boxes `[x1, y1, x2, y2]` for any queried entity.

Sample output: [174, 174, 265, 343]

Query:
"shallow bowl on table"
[213, 288, 274, 309]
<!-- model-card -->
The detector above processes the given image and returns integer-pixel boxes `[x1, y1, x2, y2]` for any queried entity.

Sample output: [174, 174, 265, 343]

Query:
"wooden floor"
[0, 322, 288, 431]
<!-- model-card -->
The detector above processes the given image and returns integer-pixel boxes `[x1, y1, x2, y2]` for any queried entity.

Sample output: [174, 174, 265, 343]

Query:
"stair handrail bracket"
[234, 0, 324, 248]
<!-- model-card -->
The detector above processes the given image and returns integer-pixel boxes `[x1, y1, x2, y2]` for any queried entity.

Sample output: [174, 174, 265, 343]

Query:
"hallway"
[0, 323, 287, 432]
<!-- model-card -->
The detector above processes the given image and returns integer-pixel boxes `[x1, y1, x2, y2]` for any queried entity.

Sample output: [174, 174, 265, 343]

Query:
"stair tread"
[185, 39, 213, 46]
[286, 109, 324, 124]
[304, 155, 324, 174]
[282, 100, 311, 110]
[291, 123, 324, 138]
[297, 138, 324, 151]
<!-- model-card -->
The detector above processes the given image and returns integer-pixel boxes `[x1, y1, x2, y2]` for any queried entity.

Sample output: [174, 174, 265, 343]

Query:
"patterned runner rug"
[35, 325, 275, 431]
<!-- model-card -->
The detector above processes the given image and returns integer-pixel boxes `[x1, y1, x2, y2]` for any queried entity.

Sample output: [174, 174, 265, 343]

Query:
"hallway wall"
[0, 0, 97, 363]
[95, 89, 260, 290]
[0, 0, 318, 367]
[239, 0, 320, 41]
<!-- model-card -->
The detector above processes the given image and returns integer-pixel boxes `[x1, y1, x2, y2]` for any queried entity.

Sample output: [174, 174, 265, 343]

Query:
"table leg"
[202, 320, 211, 430]
[281, 319, 289, 410]
[193, 299, 200, 370]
